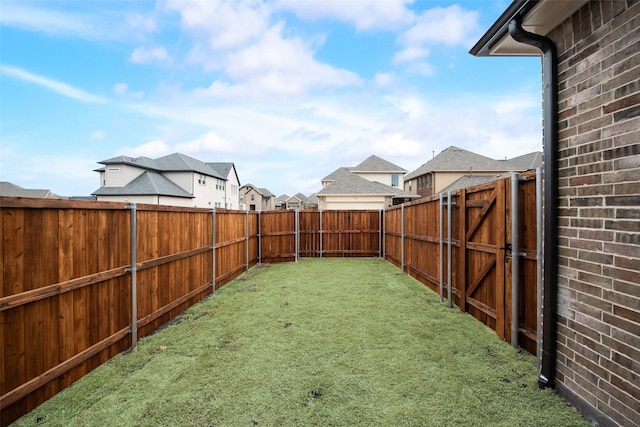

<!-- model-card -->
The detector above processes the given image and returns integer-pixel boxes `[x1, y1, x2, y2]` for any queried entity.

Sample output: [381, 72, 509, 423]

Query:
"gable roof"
[98, 153, 226, 179]
[404, 146, 542, 180]
[350, 155, 407, 173]
[241, 184, 274, 198]
[207, 162, 239, 183]
[0, 181, 63, 198]
[92, 171, 193, 198]
[317, 168, 418, 199]
[293, 193, 308, 202]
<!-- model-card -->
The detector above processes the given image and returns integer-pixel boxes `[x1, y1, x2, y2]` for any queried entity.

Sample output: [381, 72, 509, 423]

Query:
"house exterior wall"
[353, 172, 404, 188]
[103, 164, 143, 187]
[242, 188, 268, 211]
[318, 195, 390, 210]
[164, 171, 194, 194]
[549, 2, 639, 426]
[223, 166, 240, 210]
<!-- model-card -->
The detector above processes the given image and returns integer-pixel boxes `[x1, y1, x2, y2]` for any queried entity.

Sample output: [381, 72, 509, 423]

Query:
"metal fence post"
[439, 193, 444, 303]
[125, 203, 138, 352]
[212, 209, 216, 289]
[246, 210, 249, 272]
[295, 210, 300, 262]
[379, 209, 383, 258]
[401, 204, 405, 271]
[447, 191, 453, 309]
[258, 211, 261, 265]
[319, 210, 323, 258]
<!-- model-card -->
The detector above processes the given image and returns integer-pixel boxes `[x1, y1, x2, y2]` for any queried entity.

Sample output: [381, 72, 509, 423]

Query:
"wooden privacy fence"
[1, 172, 539, 425]
[0, 200, 382, 424]
[384, 171, 541, 356]
[0, 199, 261, 425]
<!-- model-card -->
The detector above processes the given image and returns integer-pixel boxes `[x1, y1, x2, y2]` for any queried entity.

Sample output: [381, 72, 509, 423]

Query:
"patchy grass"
[15, 259, 589, 426]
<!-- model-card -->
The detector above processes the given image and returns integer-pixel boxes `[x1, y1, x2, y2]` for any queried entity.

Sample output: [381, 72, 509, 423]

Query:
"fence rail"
[1, 172, 538, 425]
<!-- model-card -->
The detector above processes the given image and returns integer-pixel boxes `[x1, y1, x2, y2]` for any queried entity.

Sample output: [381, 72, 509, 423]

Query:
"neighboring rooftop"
[92, 171, 193, 198]
[317, 168, 417, 199]
[404, 146, 542, 180]
[0, 181, 64, 199]
[98, 153, 228, 179]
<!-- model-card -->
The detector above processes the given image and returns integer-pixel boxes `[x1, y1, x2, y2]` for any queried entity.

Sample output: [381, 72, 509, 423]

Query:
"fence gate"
[457, 179, 508, 340]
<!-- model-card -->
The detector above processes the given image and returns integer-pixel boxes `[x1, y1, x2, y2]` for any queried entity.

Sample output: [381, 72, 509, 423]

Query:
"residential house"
[240, 184, 275, 211]
[305, 194, 319, 210]
[471, 1, 639, 426]
[404, 146, 542, 197]
[316, 155, 419, 210]
[93, 153, 240, 209]
[272, 193, 319, 210]
[275, 194, 289, 210]
[0, 181, 65, 199]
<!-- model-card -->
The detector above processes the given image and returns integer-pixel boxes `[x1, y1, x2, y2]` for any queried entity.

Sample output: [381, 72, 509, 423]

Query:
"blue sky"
[1, 0, 543, 197]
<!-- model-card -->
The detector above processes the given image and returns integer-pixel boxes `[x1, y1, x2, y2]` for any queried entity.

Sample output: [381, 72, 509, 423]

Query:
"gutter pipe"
[508, 16, 558, 390]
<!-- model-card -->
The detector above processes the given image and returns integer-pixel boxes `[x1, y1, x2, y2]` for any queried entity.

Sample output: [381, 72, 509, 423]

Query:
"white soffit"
[489, 0, 589, 56]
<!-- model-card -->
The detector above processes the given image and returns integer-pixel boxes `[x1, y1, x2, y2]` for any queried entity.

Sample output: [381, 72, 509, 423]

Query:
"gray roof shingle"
[92, 171, 193, 198]
[350, 155, 407, 173]
[0, 181, 63, 198]
[317, 168, 418, 199]
[98, 153, 227, 179]
[404, 146, 543, 180]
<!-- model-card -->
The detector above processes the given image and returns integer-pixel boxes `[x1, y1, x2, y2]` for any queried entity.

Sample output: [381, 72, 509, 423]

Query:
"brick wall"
[549, 1, 639, 426]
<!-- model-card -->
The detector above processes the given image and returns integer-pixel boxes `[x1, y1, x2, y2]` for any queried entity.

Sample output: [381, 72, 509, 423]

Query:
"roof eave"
[470, 0, 588, 57]
[469, 0, 537, 57]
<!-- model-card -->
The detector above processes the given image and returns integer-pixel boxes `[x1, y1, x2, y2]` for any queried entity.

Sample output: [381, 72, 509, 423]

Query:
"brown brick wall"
[549, 1, 639, 426]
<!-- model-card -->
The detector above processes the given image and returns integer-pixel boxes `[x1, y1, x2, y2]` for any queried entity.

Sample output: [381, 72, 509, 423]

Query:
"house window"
[409, 181, 412, 192]
[198, 174, 206, 184]
[216, 179, 225, 190]
[391, 174, 399, 187]
[107, 167, 120, 172]
[240, 195, 244, 201]
[251, 194, 255, 201]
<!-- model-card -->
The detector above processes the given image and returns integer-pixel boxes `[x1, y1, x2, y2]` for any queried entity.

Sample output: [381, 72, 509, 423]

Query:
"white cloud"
[400, 5, 480, 47]
[91, 130, 106, 140]
[116, 139, 172, 158]
[173, 131, 247, 154]
[163, 0, 269, 50]
[0, 65, 107, 103]
[0, 3, 100, 39]
[275, 0, 413, 30]
[0, 3, 156, 41]
[130, 46, 170, 64]
[196, 23, 362, 100]
[393, 47, 429, 64]
[374, 72, 394, 87]
[114, 83, 144, 98]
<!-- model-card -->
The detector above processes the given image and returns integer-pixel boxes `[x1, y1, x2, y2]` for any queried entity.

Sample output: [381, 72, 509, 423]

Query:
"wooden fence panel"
[299, 211, 320, 257]
[403, 198, 441, 293]
[384, 206, 402, 268]
[512, 174, 538, 354]
[214, 210, 249, 288]
[260, 210, 296, 263]
[321, 210, 380, 257]
[1, 199, 132, 426]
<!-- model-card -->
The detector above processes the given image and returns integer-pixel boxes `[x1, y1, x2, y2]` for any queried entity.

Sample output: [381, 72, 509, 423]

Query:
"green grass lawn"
[15, 258, 590, 426]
